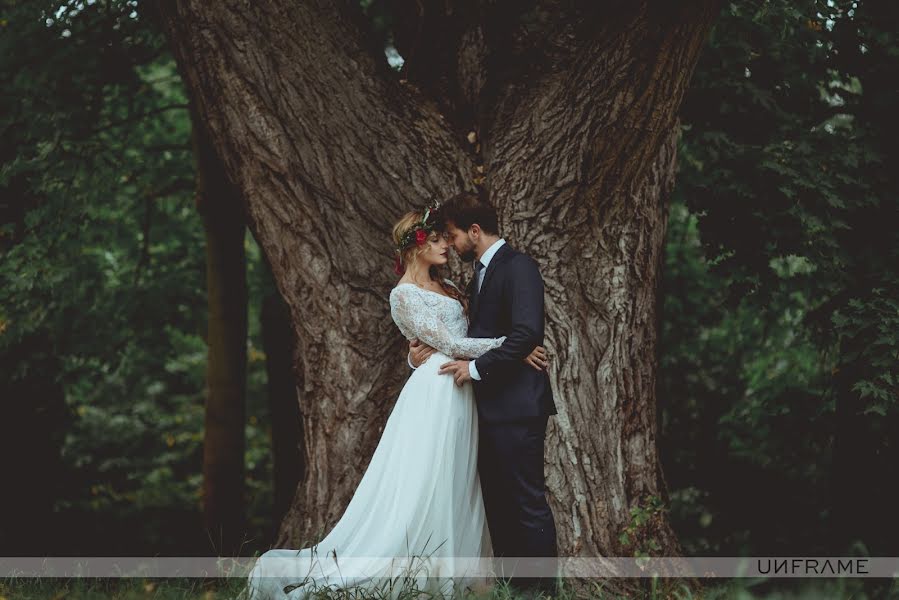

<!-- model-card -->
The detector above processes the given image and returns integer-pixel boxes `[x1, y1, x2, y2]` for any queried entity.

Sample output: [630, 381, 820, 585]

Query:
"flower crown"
[394, 200, 442, 275]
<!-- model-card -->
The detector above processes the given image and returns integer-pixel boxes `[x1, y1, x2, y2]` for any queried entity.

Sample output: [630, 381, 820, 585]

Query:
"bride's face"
[417, 231, 450, 267]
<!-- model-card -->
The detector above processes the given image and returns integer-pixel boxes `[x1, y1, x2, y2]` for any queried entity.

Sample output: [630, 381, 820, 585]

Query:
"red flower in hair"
[415, 229, 427, 245]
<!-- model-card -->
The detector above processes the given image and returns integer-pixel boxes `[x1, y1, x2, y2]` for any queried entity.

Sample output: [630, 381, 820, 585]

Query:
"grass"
[1, 576, 896, 600]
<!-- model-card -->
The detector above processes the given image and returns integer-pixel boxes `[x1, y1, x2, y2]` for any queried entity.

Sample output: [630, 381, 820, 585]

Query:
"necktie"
[470, 260, 485, 319]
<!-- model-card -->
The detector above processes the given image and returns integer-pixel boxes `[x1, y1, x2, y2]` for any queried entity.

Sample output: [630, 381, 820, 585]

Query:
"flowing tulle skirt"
[246, 352, 492, 599]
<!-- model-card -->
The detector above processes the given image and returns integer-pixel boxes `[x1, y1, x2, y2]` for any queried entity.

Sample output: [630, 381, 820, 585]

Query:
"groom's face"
[445, 222, 477, 263]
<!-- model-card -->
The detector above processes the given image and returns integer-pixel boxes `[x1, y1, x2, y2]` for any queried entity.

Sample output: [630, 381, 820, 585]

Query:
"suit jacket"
[467, 243, 557, 423]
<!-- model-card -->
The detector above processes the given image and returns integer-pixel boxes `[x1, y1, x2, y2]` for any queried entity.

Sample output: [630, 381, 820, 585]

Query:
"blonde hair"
[391, 209, 469, 313]
[392, 210, 431, 270]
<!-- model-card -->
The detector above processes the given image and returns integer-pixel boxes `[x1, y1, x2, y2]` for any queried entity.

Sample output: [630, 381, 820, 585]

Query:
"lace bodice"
[390, 281, 505, 359]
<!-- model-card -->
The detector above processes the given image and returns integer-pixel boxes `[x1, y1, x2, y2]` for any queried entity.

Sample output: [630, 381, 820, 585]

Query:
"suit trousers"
[478, 414, 558, 594]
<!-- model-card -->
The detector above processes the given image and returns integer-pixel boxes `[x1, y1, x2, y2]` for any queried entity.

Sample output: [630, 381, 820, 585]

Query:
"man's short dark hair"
[440, 191, 499, 236]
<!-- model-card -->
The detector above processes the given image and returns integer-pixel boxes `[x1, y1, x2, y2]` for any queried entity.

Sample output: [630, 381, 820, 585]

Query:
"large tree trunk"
[191, 107, 249, 557]
[160, 0, 718, 585]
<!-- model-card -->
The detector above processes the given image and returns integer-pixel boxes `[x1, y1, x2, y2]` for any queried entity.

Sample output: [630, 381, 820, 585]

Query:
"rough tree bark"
[160, 0, 718, 588]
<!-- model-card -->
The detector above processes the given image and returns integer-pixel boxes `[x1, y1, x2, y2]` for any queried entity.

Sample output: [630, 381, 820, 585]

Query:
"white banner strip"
[0, 557, 897, 578]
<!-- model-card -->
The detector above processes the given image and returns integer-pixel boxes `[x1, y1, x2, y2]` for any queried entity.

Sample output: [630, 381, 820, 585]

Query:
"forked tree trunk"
[160, 0, 718, 588]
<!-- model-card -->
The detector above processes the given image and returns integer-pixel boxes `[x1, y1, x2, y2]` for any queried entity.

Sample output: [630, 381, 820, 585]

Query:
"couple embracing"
[247, 192, 558, 599]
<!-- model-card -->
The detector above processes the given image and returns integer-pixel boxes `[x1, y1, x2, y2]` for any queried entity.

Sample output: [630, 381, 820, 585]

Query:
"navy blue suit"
[467, 242, 558, 591]
[469, 243, 557, 423]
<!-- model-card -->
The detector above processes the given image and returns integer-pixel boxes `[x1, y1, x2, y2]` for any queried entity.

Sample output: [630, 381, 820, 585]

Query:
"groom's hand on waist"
[438, 360, 472, 387]
[408, 339, 436, 369]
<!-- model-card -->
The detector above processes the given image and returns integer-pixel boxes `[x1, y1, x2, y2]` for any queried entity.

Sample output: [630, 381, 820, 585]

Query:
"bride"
[245, 204, 546, 599]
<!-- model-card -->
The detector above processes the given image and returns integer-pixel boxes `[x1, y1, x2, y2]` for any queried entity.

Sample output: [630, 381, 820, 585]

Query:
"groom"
[408, 192, 558, 594]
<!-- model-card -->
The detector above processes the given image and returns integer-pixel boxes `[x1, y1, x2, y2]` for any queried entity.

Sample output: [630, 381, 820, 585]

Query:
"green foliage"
[832, 288, 899, 416]
[663, 0, 898, 556]
[677, 0, 898, 410]
[0, 0, 273, 554]
[618, 495, 666, 559]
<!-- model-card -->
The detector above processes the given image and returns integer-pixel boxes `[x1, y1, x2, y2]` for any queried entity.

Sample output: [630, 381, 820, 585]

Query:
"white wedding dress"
[246, 282, 505, 599]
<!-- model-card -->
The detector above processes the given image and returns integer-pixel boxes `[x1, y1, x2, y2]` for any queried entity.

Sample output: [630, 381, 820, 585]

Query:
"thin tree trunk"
[161, 1, 718, 589]
[260, 267, 304, 542]
[0, 331, 69, 555]
[191, 107, 248, 557]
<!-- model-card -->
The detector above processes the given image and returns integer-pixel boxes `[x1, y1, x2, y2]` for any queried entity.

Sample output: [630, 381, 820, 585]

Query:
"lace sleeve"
[390, 286, 505, 359]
